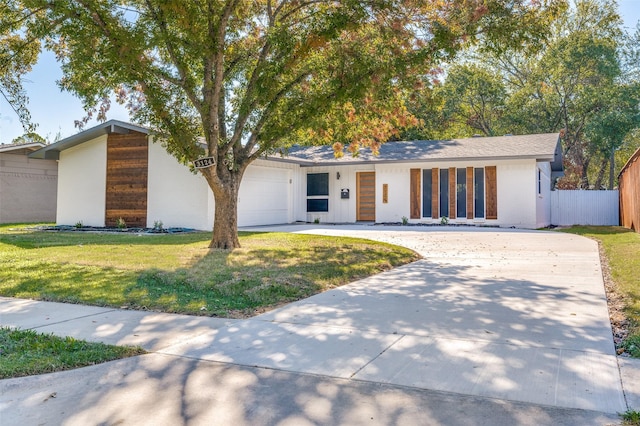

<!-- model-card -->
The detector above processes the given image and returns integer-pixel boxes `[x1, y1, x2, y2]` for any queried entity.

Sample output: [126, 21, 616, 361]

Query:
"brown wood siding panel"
[466, 167, 474, 219]
[410, 169, 421, 219]
[485, 166, 498, 220]
[619, 148, 640, 232]
[105, 132, 148, 227]
[431, 168, 439, 219]
[356, 172, 376, 221]
[448, 167, 456, 219]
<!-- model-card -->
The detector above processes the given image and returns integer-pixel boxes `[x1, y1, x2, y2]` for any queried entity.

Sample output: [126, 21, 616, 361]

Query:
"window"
[439, 169, 449, 218]
[538, 168, 542, 195]
[456, 168, 466, 218]
[474, 168, 485, 218]
[307, 173, 329, 212]
[307, 173, 329, 196]
[422, 169, 432, 218]
[307, 199, 329, 212]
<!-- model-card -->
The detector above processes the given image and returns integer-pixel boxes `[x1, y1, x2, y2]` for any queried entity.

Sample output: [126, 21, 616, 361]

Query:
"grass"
[558, 226, 640, 357]
[0, 327, 145, 379]
[0, 223, 419, 318]
[622, 409, 640, 426]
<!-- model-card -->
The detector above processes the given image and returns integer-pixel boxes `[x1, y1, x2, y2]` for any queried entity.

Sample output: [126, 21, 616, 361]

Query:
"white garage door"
[238, 166, 291, 226]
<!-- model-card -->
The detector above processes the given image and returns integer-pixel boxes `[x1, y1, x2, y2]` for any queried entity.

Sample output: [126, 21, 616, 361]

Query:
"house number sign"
[193, 157, 216, 169]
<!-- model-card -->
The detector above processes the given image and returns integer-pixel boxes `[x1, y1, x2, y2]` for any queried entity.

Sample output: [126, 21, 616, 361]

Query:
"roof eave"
[0, 141, 47, 154]
[29, 120, 149, 159]
[281, 153, 557, 167]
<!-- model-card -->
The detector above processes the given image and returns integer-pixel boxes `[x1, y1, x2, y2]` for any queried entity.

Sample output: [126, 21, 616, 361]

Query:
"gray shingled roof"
[276, 133, 562, 170]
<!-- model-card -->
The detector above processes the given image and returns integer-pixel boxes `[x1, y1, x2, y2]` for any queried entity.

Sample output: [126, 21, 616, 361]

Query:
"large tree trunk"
[208, 172, 242, 250]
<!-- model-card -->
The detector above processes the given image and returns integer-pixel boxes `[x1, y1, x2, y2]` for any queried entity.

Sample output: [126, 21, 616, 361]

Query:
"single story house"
[0, 141, 58, 223]
[29, 120, 563, 230]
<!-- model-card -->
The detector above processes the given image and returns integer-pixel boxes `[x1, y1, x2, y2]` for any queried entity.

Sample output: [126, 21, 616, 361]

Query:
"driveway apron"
[160, 225, 625, 414]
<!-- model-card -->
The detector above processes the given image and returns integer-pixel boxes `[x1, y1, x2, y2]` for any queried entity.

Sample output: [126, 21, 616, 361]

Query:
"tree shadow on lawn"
[0, 229, 213, 249]
[125, 241, 409, 318]
[0, 232, 407, 318]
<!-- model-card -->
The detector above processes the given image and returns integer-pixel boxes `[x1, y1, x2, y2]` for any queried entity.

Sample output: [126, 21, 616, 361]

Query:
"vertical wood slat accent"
[382, 184, 389, 204]
[619, 148, 640, 232]
[431, 168, 439, 219]
[466, 166, 474, 219]
[448, 167, 456, 219]
[356, 172, 376, 221]
[485, 165, 498, 220]
[105, 132, 148, 227]
[410, 169, 421, 219]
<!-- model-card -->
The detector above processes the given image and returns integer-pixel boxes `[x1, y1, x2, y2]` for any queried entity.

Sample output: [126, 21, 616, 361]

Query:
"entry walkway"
[1, 225, 638, 425]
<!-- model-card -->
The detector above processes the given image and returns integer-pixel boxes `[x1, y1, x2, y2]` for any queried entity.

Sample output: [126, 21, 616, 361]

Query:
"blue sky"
[1, 1, 639, 145]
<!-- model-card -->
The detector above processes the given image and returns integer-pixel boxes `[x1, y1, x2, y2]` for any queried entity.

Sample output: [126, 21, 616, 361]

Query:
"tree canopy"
[0, 3, 40, 132]
[403, 0, 640, 189]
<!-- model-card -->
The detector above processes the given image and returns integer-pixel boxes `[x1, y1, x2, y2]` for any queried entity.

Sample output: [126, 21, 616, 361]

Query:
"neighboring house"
[0, 142, 58, 224]
[29, 120, 563, 230]
[619, 146, 640, 232]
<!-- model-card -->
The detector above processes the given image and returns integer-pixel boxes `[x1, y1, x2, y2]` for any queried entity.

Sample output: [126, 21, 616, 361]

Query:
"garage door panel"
[238, 166, 290, 226]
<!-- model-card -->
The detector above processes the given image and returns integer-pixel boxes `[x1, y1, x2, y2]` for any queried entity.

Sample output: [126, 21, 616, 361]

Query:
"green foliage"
[10, 132, 45, 145]
[0, 327, 145, 378]
[0, 225, 419, 317]
[401, 0, 640, 189]
[621, 409, 640, 426]
[0, 3, 40, 133]
[436, 63, 508, 137]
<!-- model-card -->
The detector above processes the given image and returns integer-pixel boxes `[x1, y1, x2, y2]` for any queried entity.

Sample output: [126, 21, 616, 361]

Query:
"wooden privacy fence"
[619, 147, 640, 232]
[551, 190, 619, 227]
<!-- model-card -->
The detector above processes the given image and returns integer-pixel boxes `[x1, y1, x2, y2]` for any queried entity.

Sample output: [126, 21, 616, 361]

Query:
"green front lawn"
[559, 226, 640, 357]
[0, 327, 145, 378]
[0, 224, 419, 318]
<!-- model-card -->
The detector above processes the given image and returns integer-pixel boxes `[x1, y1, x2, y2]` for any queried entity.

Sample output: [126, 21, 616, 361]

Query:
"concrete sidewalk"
[1, 225, 639, 425]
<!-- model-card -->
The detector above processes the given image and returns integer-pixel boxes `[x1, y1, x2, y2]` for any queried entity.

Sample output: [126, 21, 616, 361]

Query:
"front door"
[356, 172, 375, 221]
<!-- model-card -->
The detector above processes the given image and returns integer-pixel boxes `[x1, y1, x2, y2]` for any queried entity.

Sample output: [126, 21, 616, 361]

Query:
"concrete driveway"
[0, 225, 635, 425]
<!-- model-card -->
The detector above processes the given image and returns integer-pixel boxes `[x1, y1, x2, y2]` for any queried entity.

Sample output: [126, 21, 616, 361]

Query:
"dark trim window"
[474, 168, 485, 218]
[307, 173, 329, 213]
[307, 199, 329, 212]
[307, 173, 329, 196]
[456, 168, 467, 218]
[538, 168, 542, 194]
[422, 169, 432, 218]
[439, 169, 449, 218]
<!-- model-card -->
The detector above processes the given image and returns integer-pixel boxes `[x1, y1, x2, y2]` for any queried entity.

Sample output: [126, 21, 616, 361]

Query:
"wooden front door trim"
[356, 172, 376, 221]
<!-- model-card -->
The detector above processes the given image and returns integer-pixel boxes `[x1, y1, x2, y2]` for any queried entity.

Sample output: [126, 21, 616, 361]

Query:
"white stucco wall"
[496, 161, 537, 228]
[147, 139, 211, 230]
[296, 159, 543, 228]
[299, 164, 375, 223]
[56, 135, 107, 227]
[147, 146, 298, 230]
[536, 162, 552, 228]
